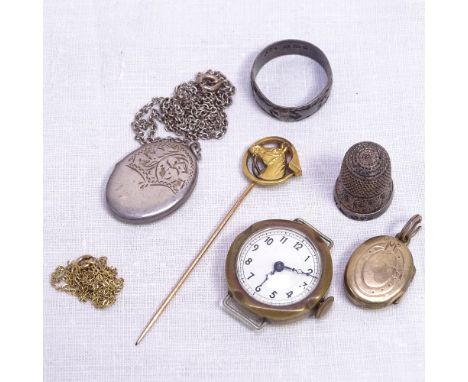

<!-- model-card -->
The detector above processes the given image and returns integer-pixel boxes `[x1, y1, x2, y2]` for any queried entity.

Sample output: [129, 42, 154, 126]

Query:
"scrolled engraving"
[126, 140, 196, 194]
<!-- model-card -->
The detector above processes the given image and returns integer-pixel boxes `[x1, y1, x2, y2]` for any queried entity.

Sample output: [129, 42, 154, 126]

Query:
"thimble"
[334, 142, 393, 220]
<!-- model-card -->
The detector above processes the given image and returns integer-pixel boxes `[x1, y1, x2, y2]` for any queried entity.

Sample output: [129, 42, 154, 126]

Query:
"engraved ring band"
[251, 39, 333, 122]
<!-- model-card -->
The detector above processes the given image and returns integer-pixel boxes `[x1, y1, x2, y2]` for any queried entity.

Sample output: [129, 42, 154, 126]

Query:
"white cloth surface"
[44, 1, 424, 381]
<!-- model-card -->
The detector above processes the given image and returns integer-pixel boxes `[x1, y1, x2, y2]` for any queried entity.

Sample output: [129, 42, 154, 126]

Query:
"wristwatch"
[223, 218, 334, 329]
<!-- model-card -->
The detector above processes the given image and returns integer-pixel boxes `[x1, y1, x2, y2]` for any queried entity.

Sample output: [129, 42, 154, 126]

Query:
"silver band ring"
[251, 39, 333, 122]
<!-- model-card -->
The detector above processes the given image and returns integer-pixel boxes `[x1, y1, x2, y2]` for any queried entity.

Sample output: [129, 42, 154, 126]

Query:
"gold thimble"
[334, 141, 393, 220]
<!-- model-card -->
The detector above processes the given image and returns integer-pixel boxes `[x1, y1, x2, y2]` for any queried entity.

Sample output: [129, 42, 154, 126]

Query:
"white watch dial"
[236, 227, 322, 306]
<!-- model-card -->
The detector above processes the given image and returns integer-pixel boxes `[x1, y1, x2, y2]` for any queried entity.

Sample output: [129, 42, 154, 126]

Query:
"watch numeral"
[304, 255, 310, 262]
[252, 244, 259, 251]
[265, 237, 274, 245]
[244, 258, 252, 265]
[307, 269, 313, 275]
[286, 291, 293, 298]
[255, 285, 262, 292]
[294, 242, 303, 250]
[280, 236, 288, 244]
[302, 281, 308, 287]
[247, 272, 255, 279]
[269, 291, 278, 299]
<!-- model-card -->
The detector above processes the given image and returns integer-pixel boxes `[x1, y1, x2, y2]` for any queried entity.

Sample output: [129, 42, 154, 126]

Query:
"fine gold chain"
[50, 255, 124, 309]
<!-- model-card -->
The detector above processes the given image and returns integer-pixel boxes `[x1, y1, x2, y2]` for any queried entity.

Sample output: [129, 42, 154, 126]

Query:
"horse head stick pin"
[136, 136, 302, 345]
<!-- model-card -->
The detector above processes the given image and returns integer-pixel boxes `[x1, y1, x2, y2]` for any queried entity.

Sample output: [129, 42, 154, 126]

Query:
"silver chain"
[131, 70, 235, 145]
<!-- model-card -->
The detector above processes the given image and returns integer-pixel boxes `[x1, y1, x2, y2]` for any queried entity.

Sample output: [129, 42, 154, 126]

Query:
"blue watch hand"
[283, 265, 313, 276]
[256, 267, 277, 289]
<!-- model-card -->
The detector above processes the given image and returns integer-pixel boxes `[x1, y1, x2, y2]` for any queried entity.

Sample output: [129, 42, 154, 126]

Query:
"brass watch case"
[225, 219, 333, 322]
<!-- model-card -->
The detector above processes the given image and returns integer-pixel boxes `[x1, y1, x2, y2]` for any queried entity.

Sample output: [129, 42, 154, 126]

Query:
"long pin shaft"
[135, 182, 256, 345]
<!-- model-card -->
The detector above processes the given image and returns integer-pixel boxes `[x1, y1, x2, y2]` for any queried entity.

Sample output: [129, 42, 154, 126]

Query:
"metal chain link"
[50, 255, 124, 309]
[131, 70, 235, 145]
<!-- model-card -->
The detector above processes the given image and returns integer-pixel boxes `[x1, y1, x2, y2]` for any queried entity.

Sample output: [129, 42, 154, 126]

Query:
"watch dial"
[236, 226, 322, 306]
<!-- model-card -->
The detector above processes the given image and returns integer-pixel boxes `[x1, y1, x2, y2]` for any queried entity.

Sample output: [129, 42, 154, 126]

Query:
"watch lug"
[223, 294, 266, 330]
[294, 218, 334, 249]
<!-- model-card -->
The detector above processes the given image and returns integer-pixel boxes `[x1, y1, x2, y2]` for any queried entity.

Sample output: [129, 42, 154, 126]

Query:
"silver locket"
[106, 139, 200, 223]
[105, 70, 235, 224]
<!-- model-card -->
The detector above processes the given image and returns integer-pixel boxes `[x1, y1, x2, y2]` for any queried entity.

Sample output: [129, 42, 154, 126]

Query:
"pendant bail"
[189, 141, 202, 160]
[196, 72, 224, 91]
[396, 214, 422, 244]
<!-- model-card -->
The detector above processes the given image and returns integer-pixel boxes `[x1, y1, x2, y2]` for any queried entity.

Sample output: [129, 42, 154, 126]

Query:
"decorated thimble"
[334, 141, 393, 220]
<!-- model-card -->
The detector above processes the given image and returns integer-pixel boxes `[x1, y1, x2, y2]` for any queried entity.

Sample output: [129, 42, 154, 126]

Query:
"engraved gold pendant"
[344, 215, 422, 309]
[106, 138, 200, 223]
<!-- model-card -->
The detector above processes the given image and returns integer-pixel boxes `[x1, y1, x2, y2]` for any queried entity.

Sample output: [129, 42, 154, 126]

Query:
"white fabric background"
[44, 1, 424, 381]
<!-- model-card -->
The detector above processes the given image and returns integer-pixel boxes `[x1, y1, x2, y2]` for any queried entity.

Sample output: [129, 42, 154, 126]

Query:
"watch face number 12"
[236, 227, 322, 306]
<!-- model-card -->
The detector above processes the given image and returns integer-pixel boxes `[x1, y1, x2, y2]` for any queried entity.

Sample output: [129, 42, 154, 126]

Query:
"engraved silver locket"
[106, 139, 200, 223]
[105, 70, 235, 223]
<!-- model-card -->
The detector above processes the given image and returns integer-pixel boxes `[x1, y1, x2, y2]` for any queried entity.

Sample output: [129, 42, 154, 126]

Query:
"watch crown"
[315, 296, 334, 319]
